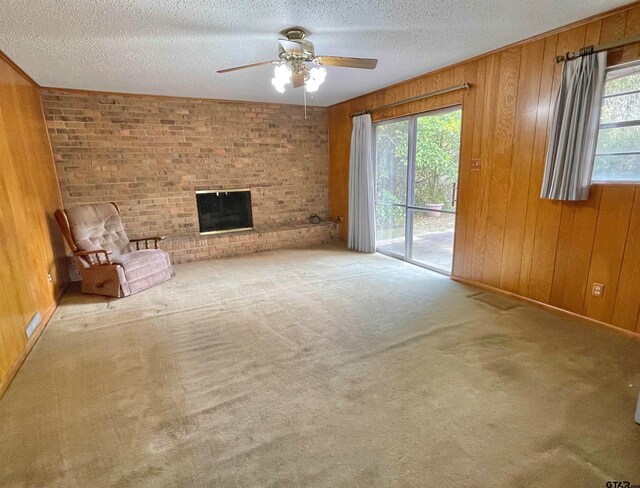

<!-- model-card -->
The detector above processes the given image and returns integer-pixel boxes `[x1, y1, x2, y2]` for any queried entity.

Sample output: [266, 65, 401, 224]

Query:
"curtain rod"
[350, 83, 471, 118]
[555, 34, 640, 63]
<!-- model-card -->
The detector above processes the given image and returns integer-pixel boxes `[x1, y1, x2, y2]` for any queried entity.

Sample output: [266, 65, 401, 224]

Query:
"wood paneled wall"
[0, 53, 67, 396]
[328, 4, 640, 335]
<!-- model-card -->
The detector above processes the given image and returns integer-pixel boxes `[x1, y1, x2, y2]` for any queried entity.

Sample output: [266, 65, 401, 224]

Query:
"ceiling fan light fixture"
[271, 78, 286, 93]
[218, 27, 377, 98]
[272, 64, 292, 93]
[305, 66, 327, 93]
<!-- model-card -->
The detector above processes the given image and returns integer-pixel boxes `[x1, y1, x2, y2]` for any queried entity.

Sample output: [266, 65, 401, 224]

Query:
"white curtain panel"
[541, 51, 607, 201]
[348, 113, 376, 253]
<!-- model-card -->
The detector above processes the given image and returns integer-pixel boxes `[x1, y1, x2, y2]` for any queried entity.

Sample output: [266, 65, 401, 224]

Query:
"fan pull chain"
[304, 87, 307, 119]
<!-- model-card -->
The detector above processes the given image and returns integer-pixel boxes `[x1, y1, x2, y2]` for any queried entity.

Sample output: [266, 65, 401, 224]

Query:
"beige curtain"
[541, 51, 607, 201]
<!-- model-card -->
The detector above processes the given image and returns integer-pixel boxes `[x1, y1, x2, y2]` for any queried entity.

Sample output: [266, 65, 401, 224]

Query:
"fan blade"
[217, 61, 277, 74]
[278, 39, 305, 54]
[315, 56, 378, 69]
[292, 71, 305, 88]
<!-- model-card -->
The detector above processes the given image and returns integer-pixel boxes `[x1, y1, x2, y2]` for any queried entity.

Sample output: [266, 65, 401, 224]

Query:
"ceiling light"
[305, 66, 326, 93]
[271, 64, 292, 93]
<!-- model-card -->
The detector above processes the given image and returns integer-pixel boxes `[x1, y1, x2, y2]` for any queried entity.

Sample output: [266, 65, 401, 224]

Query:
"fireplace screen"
[196, 189, 253, 234]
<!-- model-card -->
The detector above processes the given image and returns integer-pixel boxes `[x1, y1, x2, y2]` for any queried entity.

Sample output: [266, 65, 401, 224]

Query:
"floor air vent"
[470, 292, 519, 311]
[25, 312, 42, 338]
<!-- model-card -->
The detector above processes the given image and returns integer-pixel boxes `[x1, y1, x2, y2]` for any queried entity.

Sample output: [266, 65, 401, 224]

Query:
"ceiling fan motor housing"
[278, 28, 315, 61]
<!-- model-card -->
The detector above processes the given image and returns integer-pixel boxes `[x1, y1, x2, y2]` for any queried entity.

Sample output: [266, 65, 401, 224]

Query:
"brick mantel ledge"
[163, 221, 339, 264]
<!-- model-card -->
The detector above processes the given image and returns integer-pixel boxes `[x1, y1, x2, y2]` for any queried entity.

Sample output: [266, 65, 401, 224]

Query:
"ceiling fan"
[217, 27, 378, 94]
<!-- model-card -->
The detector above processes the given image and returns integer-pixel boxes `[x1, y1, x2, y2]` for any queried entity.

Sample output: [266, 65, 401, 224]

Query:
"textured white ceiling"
[0, 0, 632, 106]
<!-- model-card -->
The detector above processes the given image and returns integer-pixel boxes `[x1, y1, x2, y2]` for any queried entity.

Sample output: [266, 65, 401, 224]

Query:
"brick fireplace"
[42, 90, 337, 264]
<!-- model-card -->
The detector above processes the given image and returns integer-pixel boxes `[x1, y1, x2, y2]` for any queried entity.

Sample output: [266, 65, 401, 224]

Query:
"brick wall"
[42, 90, 329, 243]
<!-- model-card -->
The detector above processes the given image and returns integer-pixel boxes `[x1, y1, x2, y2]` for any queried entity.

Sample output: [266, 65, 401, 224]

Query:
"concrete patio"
[376, 229, 455, 273]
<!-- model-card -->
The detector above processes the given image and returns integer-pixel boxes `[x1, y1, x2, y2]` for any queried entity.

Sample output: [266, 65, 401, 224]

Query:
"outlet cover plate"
[592, 283, 604, 297]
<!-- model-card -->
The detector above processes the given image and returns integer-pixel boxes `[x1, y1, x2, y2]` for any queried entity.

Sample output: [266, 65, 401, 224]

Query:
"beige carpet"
[1, 244, 639, 487]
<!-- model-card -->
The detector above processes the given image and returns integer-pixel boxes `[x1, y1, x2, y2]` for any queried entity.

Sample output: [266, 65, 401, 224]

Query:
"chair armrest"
[129, 236, 166, 250]
[74, 249, 113, 266]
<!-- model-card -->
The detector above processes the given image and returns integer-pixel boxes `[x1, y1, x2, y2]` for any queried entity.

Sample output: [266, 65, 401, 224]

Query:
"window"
[593, 62, 640, 183]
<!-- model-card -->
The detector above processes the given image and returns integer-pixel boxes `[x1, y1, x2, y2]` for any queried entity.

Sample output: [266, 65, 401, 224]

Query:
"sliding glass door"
[374, 106, 462, 274]
[374, 118, 409, 258]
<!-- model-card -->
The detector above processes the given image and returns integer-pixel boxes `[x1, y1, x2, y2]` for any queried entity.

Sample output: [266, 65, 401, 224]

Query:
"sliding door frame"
[373, 104, 462, 275]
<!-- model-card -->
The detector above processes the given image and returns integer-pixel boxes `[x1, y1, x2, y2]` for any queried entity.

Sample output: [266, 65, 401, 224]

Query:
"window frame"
[592, 60, 640, 186]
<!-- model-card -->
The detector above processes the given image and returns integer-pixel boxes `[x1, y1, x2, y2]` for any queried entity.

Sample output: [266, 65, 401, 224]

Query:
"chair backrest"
[56, 203, 131, 257]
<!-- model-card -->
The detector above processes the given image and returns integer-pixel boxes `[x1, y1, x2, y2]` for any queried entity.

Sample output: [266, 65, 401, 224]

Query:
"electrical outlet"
[471, 159, 481, 171]
[592, 283, 604, 297]
[47, 273, 53, 283]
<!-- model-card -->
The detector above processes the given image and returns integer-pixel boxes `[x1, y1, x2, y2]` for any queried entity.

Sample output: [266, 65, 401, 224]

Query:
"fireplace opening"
[196, 189, 253, 234]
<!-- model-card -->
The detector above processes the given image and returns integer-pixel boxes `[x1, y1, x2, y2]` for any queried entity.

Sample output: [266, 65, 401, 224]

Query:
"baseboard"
[0, 284, 68, 399]
[450, 275, 640, 342]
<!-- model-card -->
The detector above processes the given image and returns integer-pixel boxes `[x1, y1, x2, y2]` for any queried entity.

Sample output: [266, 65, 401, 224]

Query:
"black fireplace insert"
[196, 189, 253, 234]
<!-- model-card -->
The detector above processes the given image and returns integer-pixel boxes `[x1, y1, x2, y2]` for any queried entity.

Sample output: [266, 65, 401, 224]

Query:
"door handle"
[451, 183, 458, 207]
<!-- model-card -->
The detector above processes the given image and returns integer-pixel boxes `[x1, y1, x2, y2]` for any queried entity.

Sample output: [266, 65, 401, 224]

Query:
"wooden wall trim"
[37, 90, 66, 227]
[451, 275, 640, 341]
[0, 50, 39, 87]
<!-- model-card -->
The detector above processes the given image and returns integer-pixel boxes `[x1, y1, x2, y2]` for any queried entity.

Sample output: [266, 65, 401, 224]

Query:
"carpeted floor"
[1, 244, 639, 487]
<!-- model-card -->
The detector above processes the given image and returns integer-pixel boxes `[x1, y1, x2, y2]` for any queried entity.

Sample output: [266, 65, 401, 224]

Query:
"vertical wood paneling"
[611, 189, 640, 331]
[623, 7, 640, 61]
[463, 58, 487, 278]
[601, 11, 630, 66]
[517, 34, 559, 297]
[328, 3, 640, 335]
[582, 187, 635, 323]
[328, 103, 352, 241]
[499, 39, 545, 292]
[452, 62, 478, 277]
[471, 53, 501, 281]
[559, 187, 602, 314]
[482, 47, 521, 287]
[0, 54, 67, 394]
[0, 112, 29, 364]
[549, 204, 577, 306]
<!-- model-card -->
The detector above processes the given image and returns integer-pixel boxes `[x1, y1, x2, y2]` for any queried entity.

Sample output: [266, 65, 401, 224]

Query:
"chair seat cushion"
[66, 203, 131, 257]
[112, 249, 174, 294]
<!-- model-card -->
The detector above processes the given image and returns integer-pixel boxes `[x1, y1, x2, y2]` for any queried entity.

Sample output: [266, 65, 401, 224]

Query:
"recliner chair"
[55, 202, 175, 297]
